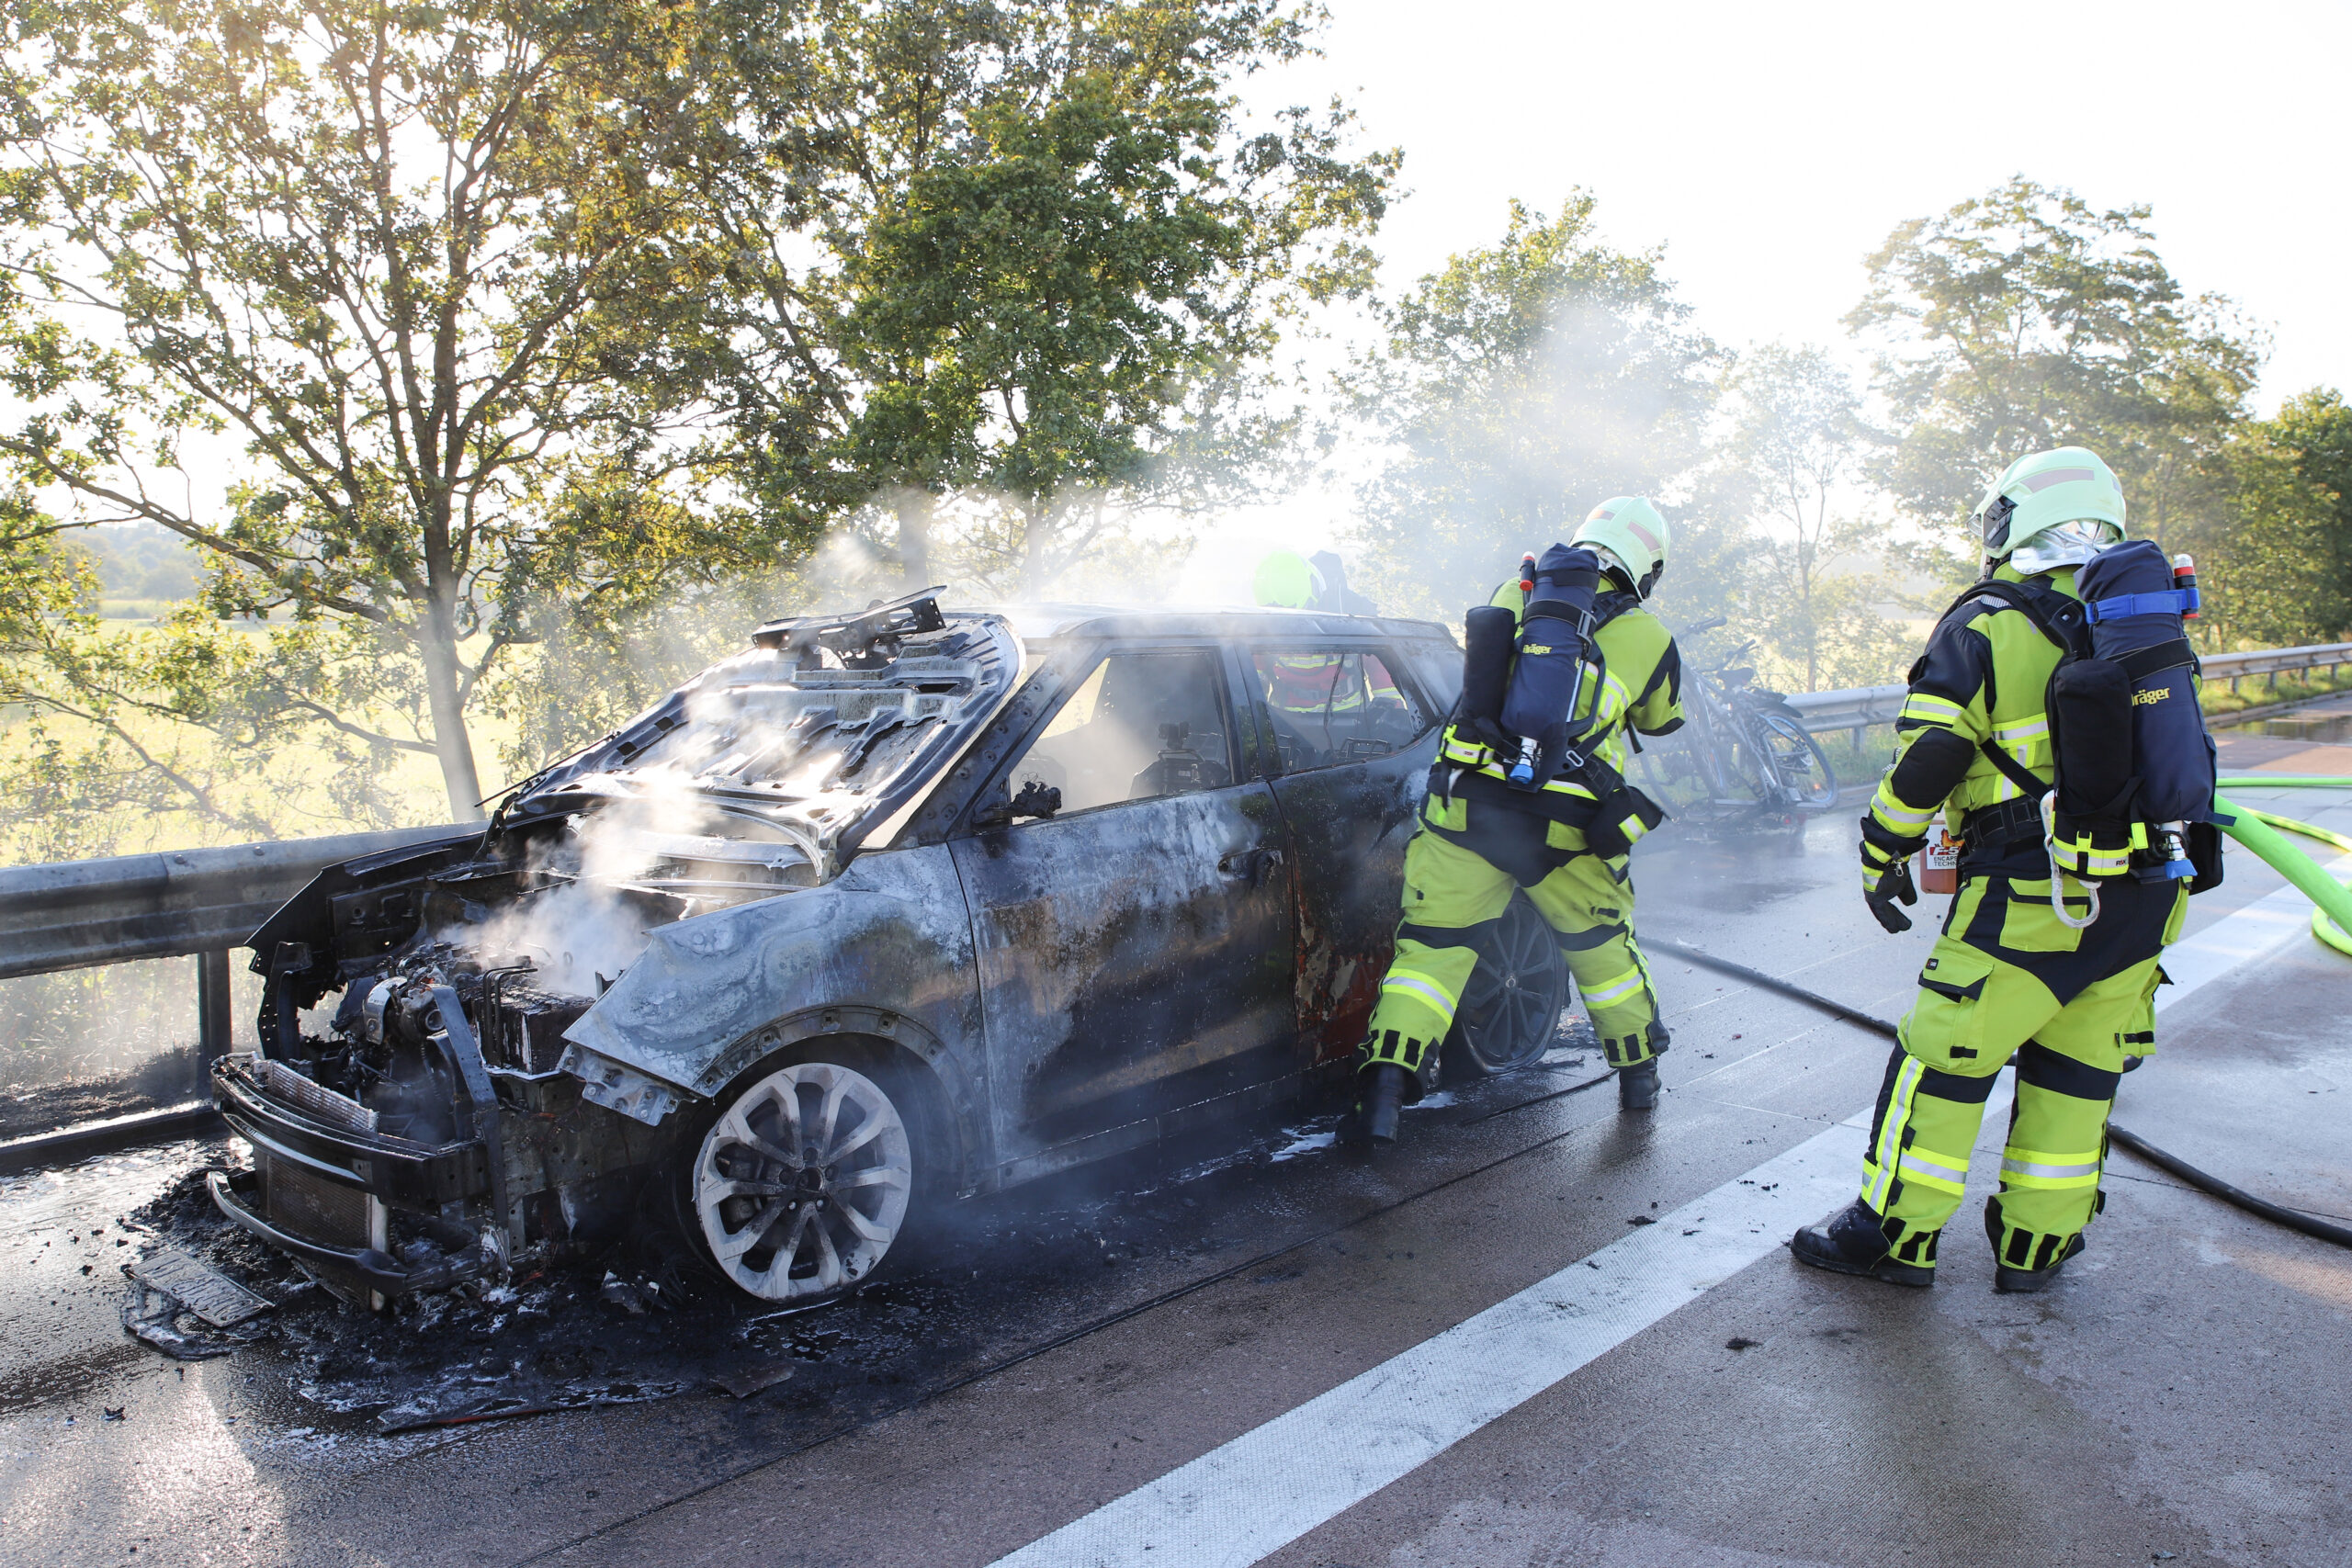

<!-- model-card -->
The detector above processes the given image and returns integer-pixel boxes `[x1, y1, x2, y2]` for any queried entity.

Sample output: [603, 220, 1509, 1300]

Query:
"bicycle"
[1633, 615, 1838, 829]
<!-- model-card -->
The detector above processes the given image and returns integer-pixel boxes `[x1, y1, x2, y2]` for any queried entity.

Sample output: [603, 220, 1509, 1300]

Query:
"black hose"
[1645, 936, 2352, 1251]
[1645, 937, 1899, 1041]
[2103, 1124, 2352, 1248]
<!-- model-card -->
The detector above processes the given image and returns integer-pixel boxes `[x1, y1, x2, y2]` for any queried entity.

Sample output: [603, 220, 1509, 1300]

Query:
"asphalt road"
[2, 736, 2347, 1568]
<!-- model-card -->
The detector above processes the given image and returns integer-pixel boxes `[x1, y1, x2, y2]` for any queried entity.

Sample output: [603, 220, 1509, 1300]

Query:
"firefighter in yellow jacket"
[1793, 446, 2189, 1292]
[1346, 499, 1686, 1143]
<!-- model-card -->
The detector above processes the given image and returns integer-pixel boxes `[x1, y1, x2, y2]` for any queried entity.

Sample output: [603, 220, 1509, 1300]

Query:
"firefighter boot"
[1617, 1058, 1660, 1111]
[1985, 1196, 2086, 1292]
[1791, 1200, 1935, 1287]
[1341, 1064, 1412, 1145]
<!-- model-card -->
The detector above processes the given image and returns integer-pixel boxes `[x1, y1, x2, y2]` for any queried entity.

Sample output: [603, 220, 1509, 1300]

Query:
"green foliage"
[1849, 176, 2265, 577]
[1342, 196, 1719, 623]
[2213, 389, 2352, 647]
[63, 523, 203, 605]
[1699, 344, 1916, 692]
[0, 0, 790, 820]
[714, 0, 1396, 592]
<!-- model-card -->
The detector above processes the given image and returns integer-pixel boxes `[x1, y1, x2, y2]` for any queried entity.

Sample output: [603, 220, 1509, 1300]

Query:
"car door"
[1249, 641, 1442, 1066]
[950, 643, 1295, 1168]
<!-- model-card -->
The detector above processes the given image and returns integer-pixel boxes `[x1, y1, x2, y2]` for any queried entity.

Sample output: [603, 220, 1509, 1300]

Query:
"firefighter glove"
[1860, 834, 1921, 934]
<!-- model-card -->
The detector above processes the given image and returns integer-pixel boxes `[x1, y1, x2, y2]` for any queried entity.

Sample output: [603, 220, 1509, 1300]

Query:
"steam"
[469, 783, 717, 999]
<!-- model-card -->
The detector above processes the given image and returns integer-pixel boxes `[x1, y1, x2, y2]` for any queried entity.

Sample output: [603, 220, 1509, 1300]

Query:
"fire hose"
[1646, 778, 2352, 1250]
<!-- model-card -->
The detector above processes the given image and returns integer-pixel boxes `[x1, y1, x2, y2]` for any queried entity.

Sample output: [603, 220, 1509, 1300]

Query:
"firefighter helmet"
[1570, 497, 1670, 599]
[1252, 549, 1324, 609]
[1974, 446, 2127, 571]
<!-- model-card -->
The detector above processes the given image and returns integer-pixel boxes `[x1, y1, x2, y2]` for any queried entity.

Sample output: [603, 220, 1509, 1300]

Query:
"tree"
[1703, 344, 1913, 691]
[2216, 389, 2352, 648]
[1341, 196, 1720, 623]
[0, 0, 783, 822]
[707, 0, 1396, 594]
[1849, 176, 2264, 575]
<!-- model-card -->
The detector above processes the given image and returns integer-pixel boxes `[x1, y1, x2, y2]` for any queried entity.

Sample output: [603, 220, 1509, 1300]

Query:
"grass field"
[2, 616, 536, 865]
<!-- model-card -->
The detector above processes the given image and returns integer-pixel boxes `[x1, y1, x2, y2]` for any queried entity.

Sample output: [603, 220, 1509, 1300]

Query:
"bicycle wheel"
[1753, 710, 1838, 808]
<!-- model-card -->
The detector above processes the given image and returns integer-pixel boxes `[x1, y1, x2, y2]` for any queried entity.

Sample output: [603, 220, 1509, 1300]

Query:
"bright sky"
[1173, 0, 2349, 596]
[1270, 0, 2347, 400]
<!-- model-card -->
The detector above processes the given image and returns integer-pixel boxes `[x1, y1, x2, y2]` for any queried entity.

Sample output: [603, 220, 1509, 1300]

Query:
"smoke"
[468, 801, 699, 999]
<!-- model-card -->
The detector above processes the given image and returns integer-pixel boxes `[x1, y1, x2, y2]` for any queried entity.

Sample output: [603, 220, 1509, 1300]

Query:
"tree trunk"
[897, 491, 934, 590]
[416, 596, 487, 822]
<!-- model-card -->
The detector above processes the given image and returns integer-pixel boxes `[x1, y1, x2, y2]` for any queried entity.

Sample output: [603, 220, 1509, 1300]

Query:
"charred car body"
[211, 592, 1566, 1304]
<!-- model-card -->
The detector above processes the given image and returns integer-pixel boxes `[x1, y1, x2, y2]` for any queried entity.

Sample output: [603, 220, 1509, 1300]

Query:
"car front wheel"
[690, 1059, 917, 1303]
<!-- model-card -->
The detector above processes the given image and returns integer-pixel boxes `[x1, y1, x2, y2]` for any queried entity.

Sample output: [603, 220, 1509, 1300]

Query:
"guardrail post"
[196, 948, 233, 1064]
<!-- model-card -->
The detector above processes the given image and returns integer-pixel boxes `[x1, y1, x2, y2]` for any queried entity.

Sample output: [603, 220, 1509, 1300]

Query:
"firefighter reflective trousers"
[1361, 795, 1665, 1078]
[1861, 869, 2186, 1275]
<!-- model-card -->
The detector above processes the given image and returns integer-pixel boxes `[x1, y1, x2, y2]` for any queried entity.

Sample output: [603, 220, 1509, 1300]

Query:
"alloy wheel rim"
[693, 1061, 913, 1302]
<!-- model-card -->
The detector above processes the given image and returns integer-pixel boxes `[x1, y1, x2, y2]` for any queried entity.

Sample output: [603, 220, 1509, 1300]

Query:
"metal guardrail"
[0, 823, 468, 983]
[7, 637, 2349, 984]
[1784, 684, 1906, 736]
[1782, 642, 2352, 739]
[0, 822, 468, 1110]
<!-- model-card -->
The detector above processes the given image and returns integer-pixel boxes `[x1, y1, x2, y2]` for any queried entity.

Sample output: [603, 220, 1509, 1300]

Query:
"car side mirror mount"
[975, 778, 1062, 829]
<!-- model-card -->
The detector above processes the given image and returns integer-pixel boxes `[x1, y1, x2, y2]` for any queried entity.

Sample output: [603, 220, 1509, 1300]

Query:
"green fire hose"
[2212, 777, 2352, 958]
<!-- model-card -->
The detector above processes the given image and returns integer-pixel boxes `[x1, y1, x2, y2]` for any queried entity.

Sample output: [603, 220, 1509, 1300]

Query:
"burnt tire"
[666, 1043, 949, 1304]
[1442, 893, 1567, 1081]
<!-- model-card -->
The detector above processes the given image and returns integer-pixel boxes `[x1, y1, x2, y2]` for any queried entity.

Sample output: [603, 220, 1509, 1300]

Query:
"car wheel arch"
[690, 1004, 987, 1199]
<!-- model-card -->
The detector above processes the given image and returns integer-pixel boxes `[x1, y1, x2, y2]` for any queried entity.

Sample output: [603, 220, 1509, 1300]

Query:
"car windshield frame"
[495, 599, 1023, 874]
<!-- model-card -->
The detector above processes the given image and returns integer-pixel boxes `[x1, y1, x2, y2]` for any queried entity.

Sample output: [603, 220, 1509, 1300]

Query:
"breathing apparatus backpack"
[1444, 544, 1667, 858]
[1938, 539, 2218, 929]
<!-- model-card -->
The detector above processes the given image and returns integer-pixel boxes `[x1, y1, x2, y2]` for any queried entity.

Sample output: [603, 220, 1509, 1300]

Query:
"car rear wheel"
[690, 1059, 918, 1303]
[1443, 893, 1567, 1079]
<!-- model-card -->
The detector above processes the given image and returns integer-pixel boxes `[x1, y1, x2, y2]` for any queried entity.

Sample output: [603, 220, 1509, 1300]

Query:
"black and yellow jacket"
[1863, 563, 2119, 877]
[1434, 589, 1685, 813]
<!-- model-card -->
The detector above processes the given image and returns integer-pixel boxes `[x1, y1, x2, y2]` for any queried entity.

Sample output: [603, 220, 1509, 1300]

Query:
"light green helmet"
[1570, 496, 1670, 599]
[1973, 446, 2127, 570]
[1252, 549, 1323, 609]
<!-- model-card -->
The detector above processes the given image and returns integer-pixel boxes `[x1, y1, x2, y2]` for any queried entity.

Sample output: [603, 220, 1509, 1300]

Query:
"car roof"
[978, 602, 1453, 645]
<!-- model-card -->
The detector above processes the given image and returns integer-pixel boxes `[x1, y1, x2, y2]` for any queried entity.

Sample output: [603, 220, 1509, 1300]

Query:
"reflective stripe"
[1579, 968, 1646, 1007]
[1900, 1145, 1970, 1180]
[1379, 975, 1458, 1018]
[2020, 466, 2097, 492]
[1871, 787, 1936, 833]
[1992, 714, 2048, 743]
[1897, 1151, 1968, 1196]
[1901, 693, 1965, 725]
[1863, 1056, 1926, 1211]
[1999, 1154, 2102, 1188]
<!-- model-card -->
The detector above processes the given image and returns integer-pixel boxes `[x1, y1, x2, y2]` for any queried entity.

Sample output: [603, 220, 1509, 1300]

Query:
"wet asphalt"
[1, 738, 2347, 1568]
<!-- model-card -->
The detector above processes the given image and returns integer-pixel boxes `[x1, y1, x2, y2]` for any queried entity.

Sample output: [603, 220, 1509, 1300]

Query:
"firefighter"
[1344, 499, 1685, 1143]
[1793, 446, 2187, 1292]
[1252, 549, 1399, 730]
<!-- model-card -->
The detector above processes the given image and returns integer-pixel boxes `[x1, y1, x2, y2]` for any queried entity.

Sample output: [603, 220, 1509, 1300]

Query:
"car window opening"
[1254, 649, 1428, 772]
[1012, 649, 1234, 817]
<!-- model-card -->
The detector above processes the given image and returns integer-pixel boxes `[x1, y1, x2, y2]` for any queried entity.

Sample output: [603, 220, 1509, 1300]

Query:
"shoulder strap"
[1930, 578, 2080, 802]
[1943, 576, 2090, 660]
[1591, 590, 1643, 631]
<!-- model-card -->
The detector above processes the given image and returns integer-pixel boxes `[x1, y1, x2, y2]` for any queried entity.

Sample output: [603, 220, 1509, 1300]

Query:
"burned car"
[210, 592, 1570, 1304]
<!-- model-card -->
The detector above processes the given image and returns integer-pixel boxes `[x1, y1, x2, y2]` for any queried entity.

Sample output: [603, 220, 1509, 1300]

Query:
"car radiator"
[253, 1060, 388, 1296]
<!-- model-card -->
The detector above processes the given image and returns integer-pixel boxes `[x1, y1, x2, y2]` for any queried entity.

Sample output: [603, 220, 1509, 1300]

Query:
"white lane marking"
[2154, 850, 2352, 1012]
[989, 1121, 1864, 1568]
[986, 875, 2323, 1568]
